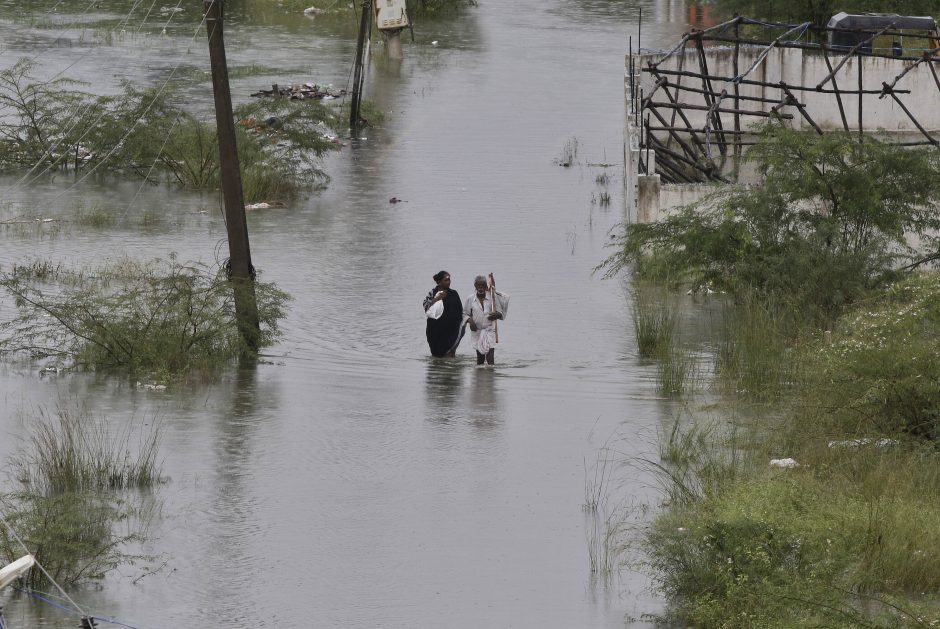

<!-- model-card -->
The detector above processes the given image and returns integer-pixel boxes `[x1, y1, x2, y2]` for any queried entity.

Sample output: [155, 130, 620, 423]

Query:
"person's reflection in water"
[468, 367, 501, 431]
[423, 359, 465, 424]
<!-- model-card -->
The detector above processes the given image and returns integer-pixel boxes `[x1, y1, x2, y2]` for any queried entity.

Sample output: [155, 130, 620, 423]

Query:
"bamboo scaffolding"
[634, 18, 940, 185]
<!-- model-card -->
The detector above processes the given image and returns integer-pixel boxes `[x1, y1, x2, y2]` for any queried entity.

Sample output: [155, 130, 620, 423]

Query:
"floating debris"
[136, 381, 167, 391]
[250, 82, 346, 101]
[828, 438, 898, 450]
[245, 202, 287, 210]
[389, 197, 404, 204]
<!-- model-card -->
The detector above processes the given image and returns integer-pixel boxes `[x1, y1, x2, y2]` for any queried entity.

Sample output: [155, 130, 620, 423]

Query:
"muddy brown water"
[0, 1, 695, 627]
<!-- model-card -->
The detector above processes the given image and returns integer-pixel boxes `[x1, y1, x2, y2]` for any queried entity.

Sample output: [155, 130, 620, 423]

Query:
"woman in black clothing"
[423, 270, 463, 357]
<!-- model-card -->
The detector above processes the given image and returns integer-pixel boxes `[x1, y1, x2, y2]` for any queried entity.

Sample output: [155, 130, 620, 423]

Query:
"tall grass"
[630, 282, 697, 396]
[9, 259, 62, 282]
[557, 136, 579, 167]
[74, 204, 116, 228]
[631, 283, 679, 359]
[656, 347, 696, 398]
[650, 414, 748, 508]
[13, 404, 162, 493]
[583, 448, 624, 578]
[713, 293, 800, 401]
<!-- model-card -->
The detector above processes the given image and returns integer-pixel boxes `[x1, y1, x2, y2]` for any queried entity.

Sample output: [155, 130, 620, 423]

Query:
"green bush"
[0, 258, 290, 379]
[0, 490, 146, 589]
[602, 126, 940, 323]
[0, 61, 341, 203]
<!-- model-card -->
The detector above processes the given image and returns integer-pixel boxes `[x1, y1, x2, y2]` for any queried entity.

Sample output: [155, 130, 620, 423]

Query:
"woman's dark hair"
[433, 270, 449, 283]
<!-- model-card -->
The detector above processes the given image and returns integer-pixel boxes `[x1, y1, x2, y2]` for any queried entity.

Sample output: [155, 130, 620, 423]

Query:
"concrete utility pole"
[204, 0, 261, 352]
[384, 30, 403, 60]
[350, 0, 372, 132]
[373, 0, 409, 59]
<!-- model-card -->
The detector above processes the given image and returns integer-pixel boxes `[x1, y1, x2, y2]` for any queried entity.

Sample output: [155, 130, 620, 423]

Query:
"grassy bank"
[599, 127, 940, 626]
[644, 272, 940, 627]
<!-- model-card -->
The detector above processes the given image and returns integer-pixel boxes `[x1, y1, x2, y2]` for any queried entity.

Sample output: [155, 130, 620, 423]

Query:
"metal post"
[204, 0, 261, 352]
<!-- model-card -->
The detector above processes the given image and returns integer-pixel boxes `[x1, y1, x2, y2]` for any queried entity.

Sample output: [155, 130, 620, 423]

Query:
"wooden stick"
[490, 273, 499, 344]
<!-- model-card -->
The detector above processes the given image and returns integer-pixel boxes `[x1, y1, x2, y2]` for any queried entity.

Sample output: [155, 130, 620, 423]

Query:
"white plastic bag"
[426, 299, 444, 319]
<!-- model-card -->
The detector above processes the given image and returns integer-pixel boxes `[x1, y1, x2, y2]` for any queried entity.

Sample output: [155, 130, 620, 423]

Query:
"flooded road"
[0, 1, 693, 626]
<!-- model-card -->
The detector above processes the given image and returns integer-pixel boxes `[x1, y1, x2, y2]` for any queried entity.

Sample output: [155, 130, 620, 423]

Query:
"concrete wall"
[624, 46, 940, 221]
[639, 46, 940, 133]
[635, 176, 721, 223]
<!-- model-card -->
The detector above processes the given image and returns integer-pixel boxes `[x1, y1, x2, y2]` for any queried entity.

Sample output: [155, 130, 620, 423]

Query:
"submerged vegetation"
[0, 60, 341, 203]
[583, 448, 625, 578]
[0, 257, 290, 379]
[12, 404, 161, 493]
[606, 126, 940, 626]
[0, 403, 161, 588]
[406, 0, 479, 18]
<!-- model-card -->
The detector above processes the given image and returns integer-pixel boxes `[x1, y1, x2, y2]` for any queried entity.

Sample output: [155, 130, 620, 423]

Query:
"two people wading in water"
[423, 271, 509, 363]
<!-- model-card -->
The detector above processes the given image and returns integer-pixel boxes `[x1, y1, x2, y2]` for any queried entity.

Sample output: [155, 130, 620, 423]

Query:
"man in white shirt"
[463, 275, 509, 365]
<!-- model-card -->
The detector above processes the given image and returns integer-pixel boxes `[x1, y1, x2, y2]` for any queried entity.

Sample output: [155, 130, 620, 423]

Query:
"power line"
[0, 508, 89, 620]
[36, 7, 207, 206]
[0, 0, 95, 59]
[2, 0, 200, 199]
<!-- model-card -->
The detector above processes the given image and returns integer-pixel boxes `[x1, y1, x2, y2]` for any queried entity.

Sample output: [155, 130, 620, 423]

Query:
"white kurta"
[463, 291, 510, 354]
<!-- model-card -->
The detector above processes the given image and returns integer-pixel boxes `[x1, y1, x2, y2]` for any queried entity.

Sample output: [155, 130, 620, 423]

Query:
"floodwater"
[0, 1, 695, 627]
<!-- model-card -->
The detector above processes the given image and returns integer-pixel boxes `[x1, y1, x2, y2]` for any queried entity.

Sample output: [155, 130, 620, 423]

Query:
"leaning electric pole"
[350, 0, 372, 133]
[204, 0, 261, 352]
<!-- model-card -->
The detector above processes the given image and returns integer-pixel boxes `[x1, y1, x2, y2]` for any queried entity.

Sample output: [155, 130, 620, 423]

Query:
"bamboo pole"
[647, 67, 903, 94]
[821, 46, 851, 133]
[648, 100, 794, 118]
[489, 273, 498, 344]
[885, 88, 940, 146]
